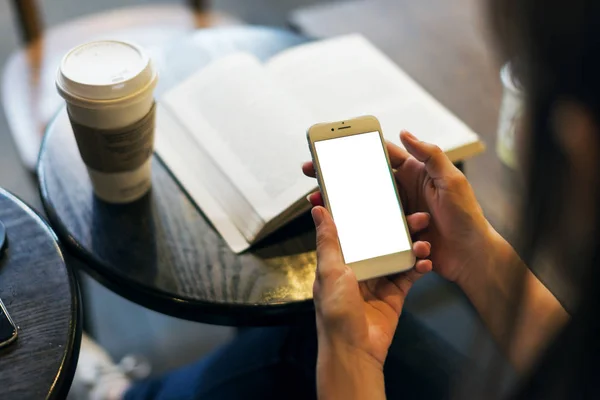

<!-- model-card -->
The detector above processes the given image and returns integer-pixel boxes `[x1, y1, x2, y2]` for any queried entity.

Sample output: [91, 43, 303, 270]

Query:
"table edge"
[37, 129, 314, 326]
[0, 188, 82, 400]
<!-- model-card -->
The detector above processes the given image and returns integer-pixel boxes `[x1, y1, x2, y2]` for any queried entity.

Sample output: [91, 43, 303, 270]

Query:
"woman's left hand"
[311, 206, 432, 400]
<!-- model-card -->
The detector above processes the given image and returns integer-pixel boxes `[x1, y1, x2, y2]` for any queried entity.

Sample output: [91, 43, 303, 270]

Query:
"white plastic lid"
[56, 40, 157, 107]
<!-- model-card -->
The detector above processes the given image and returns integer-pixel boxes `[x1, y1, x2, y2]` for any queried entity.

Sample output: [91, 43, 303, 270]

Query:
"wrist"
[319, 339, 384, 372]
[317, 338, 385, 400]
[455, 222, 507, 290]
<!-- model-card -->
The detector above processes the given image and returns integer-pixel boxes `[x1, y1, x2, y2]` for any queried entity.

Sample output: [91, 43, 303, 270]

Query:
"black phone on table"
[0, 220, 17, 348]
[0, 298, 17, 348]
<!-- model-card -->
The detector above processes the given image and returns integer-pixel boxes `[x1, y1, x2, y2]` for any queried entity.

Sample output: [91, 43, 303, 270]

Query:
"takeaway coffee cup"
[56, 40, 158, 203]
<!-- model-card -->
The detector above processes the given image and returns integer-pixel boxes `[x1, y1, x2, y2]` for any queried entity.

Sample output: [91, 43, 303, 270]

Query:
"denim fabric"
[124, 313, 463, 400]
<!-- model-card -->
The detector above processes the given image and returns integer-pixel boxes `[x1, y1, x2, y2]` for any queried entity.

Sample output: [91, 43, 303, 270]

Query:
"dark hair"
[489, 1, 600, 398]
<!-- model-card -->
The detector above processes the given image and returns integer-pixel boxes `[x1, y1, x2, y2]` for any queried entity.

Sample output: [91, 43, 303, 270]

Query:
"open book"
[155, 34, 484, 253]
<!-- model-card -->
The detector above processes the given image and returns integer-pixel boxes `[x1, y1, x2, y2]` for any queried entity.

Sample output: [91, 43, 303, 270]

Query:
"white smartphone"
[307, 115, 415, 281]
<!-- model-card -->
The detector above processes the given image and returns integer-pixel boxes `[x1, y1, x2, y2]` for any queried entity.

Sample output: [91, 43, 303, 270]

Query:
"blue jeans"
[124, 313, 464, 400]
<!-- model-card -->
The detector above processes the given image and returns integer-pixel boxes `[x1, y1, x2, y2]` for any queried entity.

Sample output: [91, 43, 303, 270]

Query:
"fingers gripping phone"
[0, 220, 17, 349]
[307, 116, 415, 281]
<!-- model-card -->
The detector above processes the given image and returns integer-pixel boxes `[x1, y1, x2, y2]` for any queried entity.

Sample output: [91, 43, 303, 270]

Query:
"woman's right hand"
[391, 131, 492, 284]
[303, 130, 493, 285]
[389, 133, 570, 373]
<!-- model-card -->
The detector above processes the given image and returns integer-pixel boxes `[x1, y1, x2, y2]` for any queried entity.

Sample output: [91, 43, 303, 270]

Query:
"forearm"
[317, 340, 386, 400]
[457, 226, 570, 373]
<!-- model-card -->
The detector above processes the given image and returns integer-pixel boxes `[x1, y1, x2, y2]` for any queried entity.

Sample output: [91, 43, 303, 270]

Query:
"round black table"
[0, 188, 81, 399]
[38, 27, 316, 326]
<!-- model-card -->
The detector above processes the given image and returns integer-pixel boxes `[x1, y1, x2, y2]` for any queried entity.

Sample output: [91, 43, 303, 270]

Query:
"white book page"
[266, 35, 482, 154]
[163, 53, 316, 223]
[154, 105, 252, 252]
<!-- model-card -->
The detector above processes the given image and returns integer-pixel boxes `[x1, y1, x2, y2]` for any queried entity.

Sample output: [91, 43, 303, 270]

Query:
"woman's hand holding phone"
[304, 130, 493, 287]
[303, 130, 494, 399]
[389, 131, 492, 284]
[310, 205, 432, 400]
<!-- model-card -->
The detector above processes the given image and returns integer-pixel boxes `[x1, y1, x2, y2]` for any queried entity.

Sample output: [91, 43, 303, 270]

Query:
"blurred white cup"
[496, 63, 523, 169]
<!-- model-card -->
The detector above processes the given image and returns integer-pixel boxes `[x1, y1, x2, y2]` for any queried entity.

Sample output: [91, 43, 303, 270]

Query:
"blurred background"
[0, 0, 502, 377]
[0, 0, 326, 210]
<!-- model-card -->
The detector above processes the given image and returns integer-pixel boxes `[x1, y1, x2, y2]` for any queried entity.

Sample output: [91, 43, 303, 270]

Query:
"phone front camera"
[331, 128, 334, 131]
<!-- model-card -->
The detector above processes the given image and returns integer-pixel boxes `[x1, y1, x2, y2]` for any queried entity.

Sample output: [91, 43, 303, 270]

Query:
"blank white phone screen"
[315, 131, 411, 264]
